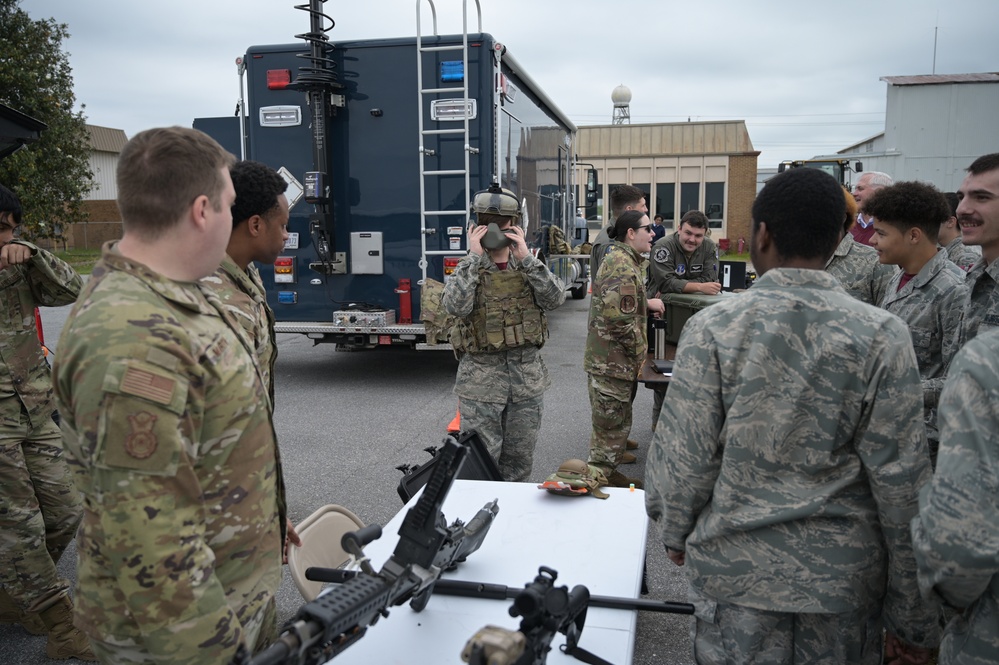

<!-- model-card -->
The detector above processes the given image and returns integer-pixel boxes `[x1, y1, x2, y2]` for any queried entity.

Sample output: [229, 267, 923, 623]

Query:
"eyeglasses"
[637, 224, 653, 232]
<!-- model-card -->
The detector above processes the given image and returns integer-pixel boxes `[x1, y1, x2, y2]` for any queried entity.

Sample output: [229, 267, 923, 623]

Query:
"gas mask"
[480, 223, 514, 250]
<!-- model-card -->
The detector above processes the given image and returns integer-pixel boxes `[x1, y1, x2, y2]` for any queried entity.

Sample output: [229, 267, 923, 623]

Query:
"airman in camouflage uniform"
[879, 250, 966, 457]
[646, 211, 720, 298]
[825, 233, 894, 305]
[0, 184, 91, 660]
[52, 128, 283, 664]
[911, 327, 999, 665]
[200, 160, 290, 406]
[199, 160, 300, 642]
[443, 186, 565, 482]
[584, 211, 663, 488]
[646, 168, 939, 663]
[955, 153, 999, 343]
[865, 181, 969, 463]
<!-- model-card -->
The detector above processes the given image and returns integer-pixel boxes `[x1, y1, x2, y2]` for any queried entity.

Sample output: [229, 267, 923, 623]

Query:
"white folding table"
[327, 479, 649, 664]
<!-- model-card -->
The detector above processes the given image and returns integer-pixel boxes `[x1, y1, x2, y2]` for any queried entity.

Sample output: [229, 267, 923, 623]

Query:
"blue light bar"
[277, 291, 298, 304]
[441, 61, 464, 82]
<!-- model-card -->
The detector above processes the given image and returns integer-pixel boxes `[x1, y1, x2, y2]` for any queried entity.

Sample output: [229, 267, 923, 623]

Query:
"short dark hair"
[230, 160, 287, 227]
[864, 181, 949, 242]
[0, 184, 23, 226]
[944, 192, 959, 218]
[680, 210, 708, 230]
[968, 153, 999, 175]
[608, 210, 646, 240]
[653, 214, 663, 222]
[752, 168, 843, 261]
[610, 185, 645, 218]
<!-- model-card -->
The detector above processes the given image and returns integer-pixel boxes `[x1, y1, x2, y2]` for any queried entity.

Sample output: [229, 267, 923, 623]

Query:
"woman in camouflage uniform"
[583, 211, 664, 488]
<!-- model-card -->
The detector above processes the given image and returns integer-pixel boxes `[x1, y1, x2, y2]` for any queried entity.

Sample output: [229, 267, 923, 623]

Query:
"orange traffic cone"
[447, 408, 461, 434]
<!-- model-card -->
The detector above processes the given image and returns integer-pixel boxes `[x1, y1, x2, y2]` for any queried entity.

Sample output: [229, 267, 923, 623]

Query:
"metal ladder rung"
[423, 128, 466, 135]
[421, 87, 466, 95]
[423, 210, 467, 216]
[420, 45, 464, 53]
[423, 169, 467, 176]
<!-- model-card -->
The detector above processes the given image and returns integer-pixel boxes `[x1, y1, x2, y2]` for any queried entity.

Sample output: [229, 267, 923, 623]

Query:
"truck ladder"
[415, 0, 482, 283]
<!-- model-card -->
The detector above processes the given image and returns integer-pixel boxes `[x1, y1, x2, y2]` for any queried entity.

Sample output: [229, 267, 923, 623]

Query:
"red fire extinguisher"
[395, 278, 412, 324]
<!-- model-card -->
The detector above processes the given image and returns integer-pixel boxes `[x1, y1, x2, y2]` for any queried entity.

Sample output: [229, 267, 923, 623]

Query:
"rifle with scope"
[234, 435, 499, 665]
[462, 566, 592, 665]
[456, 565, 694, 665]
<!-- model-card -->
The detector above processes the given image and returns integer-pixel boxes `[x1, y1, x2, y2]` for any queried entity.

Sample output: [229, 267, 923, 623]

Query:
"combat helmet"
[470, 183, 521, 220]
[537, 459, 610, 499]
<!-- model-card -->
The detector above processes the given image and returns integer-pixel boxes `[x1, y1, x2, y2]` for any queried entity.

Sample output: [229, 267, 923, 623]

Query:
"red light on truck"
[274, 256, 294, 283]
[267, 69, 292, 90]
[444, 257, 460, 275]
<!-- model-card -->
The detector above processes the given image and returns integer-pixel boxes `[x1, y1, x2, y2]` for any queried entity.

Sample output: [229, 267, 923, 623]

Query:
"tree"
[0, 0, 92, 240]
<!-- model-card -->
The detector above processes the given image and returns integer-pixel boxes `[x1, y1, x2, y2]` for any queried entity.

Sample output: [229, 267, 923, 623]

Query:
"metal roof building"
[826, 72, 999, 190]
[84, 125, 128, 201]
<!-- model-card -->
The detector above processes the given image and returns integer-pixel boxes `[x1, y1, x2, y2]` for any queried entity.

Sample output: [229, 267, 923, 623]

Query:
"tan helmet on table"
[537, 459, 610, 499]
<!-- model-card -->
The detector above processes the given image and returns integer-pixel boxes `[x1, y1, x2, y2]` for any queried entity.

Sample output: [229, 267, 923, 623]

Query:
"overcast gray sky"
[23, 0, 999, 168]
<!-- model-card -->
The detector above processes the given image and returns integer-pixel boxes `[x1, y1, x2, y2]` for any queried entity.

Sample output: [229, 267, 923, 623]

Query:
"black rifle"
[307, 568, 694, 616]
[235, 436, 499, 665]
[462, 566, 595, 665]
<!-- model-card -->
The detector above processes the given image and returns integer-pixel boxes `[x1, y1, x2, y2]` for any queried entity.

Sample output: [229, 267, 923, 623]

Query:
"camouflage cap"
[537, 459, 609, 499]
[470, 184, 521, 219]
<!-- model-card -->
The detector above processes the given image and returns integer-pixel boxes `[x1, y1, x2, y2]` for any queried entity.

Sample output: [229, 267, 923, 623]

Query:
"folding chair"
[286, 504, 365, 601]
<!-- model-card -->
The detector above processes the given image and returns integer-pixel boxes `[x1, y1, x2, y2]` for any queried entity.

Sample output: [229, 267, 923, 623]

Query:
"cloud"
[23, 0, 999, 166]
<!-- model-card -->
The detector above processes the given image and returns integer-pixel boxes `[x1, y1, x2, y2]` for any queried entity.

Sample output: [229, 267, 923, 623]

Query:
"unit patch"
[125, 411, 159, 459]
[676, 264, 686, 276]
[620, 295, 637, 314]
[653, 247, 670, 264]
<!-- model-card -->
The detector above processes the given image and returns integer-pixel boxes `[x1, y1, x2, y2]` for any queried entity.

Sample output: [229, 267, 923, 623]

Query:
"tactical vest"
[419, 278, 457, 344]
[452, 268, 547, 353]
[548, 225, 572, 256]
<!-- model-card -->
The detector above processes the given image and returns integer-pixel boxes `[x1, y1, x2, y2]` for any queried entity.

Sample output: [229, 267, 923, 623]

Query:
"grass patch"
[55, 248, 101, 276]
[720, 252, 750, 263]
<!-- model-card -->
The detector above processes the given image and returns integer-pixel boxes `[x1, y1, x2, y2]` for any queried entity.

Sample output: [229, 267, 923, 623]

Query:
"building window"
[656, 183, 675, 228]
[705, 182, 724, 230]
[680, 183, 700, 216]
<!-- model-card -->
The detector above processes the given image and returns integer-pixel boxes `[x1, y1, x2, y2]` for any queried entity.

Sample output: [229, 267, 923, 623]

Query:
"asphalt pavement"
[2, 291, 693, 665]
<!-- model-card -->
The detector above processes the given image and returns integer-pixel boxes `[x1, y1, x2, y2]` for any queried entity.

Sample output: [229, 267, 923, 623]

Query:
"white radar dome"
[612, 84, 632, 106]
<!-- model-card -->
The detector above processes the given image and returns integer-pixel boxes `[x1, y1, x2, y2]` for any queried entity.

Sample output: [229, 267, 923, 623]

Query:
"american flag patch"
[120, 367, 176, 405]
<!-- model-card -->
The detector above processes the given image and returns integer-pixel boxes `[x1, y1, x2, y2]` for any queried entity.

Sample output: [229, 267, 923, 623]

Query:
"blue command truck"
[194, 0, 585, 351]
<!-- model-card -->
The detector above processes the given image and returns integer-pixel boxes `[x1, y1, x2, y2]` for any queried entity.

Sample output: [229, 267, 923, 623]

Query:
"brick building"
[576, 120, 759, 250]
